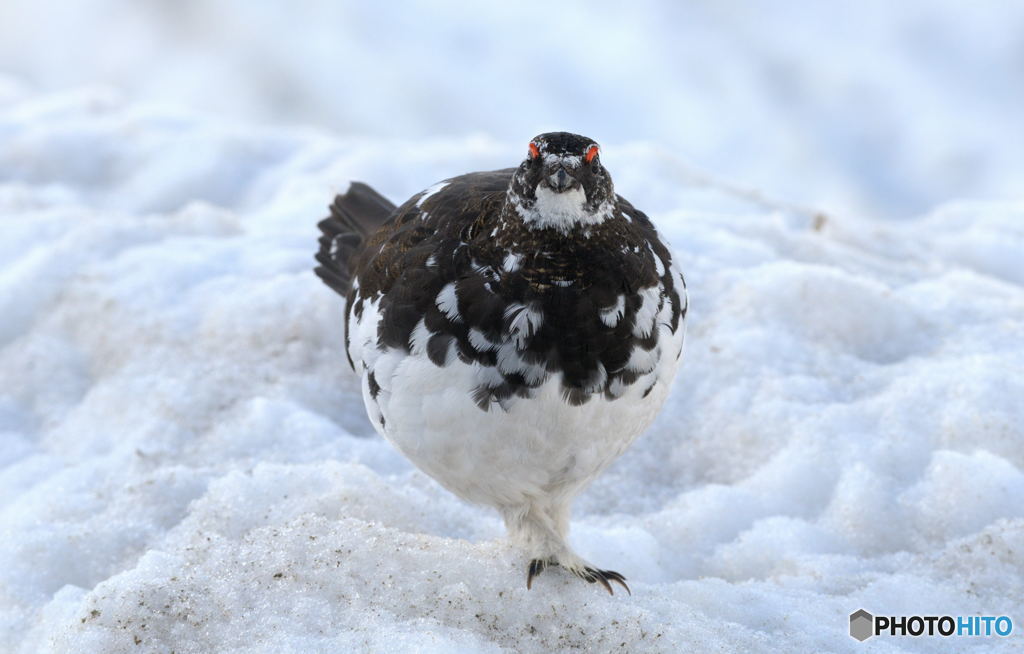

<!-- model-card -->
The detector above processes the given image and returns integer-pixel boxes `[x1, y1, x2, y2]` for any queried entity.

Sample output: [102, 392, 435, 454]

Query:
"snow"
[4, 1, 1024, 219]
[2, 2, 1024, 653]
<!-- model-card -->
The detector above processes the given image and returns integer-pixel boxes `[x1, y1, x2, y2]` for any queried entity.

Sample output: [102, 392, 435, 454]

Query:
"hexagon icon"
[849, 609, 874, 641]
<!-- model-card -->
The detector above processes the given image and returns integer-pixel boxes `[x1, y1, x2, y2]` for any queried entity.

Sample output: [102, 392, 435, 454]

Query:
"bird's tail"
[315, 182, 396, 296]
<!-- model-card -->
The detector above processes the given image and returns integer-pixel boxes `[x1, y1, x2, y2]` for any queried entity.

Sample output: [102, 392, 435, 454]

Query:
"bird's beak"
[545, 162, 579, 193]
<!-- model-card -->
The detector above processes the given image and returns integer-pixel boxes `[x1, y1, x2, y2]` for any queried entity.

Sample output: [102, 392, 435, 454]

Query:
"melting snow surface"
[1, 5, 1023, 648]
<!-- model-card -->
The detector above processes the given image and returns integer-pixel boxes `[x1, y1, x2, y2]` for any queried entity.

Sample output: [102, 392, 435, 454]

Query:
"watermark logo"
[849, 609, 1013, 641]
[849, 609, 873, 642]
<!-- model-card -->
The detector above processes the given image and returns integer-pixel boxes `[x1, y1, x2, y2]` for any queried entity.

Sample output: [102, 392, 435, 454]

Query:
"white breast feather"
[346, 247, 688, 517]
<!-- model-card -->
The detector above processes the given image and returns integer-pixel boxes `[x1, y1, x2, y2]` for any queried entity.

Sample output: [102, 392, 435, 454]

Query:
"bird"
[315, 132, 687, 594]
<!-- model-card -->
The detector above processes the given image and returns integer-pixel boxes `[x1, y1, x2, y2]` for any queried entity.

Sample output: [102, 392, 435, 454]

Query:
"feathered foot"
[526, 558, 630, 595]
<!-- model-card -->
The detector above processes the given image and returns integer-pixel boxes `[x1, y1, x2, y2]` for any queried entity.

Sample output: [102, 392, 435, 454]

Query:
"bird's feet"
[526, 558, 630, 595]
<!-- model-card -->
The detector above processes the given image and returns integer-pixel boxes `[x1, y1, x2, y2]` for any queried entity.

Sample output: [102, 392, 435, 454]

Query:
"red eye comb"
[585, 145, 599, 163]
[528, 142, 540, 159]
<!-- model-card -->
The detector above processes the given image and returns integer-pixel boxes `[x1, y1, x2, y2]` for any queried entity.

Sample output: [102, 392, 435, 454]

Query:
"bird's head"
[507, 132, 616, 232]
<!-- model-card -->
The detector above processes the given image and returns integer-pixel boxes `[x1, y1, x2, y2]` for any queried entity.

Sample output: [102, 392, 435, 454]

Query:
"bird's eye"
[584, 145, 600, 164]
[528, 142, 540, 160]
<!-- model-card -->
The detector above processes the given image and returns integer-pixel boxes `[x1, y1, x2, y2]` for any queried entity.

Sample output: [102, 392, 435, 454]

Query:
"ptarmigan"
[315, 132, 687, 594]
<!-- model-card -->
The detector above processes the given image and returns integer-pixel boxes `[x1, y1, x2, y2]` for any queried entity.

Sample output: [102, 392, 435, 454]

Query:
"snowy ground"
[3, 1, 1023, 218]
[3, 3, 1024, 653]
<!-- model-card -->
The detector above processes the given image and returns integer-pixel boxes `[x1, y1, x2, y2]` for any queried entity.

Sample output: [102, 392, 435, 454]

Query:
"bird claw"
[526, 558, 551, 590]
[526, 559, 630, 595]
[578, 567, 631, 595]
